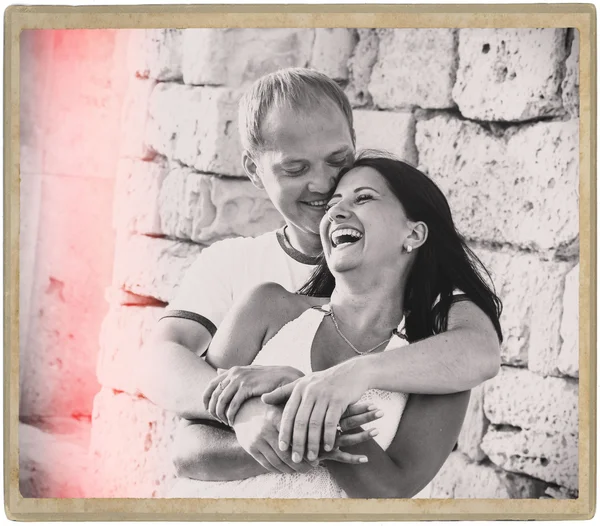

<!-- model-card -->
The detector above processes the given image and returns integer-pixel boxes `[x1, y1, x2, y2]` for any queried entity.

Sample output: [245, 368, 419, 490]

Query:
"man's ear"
[242, 150, 264, 189]
[406, 221, 428, 249]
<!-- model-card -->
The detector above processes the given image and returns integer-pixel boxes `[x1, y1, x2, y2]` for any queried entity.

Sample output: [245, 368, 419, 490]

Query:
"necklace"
[328, 305, 394, 356]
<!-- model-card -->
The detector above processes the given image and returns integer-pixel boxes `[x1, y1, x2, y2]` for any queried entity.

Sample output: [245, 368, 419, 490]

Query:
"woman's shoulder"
[243, 282, 316, 321]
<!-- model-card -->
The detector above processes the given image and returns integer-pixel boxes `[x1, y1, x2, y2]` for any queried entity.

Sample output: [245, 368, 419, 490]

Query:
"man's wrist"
[354, 353, 379, 391]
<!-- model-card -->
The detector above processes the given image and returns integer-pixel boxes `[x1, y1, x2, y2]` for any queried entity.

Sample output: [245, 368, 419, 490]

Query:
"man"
[139, 68, 500, 493]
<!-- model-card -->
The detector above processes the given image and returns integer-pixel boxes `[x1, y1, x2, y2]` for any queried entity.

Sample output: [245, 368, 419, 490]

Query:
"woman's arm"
[325, 390, 470, 498]
[171, 283, 321, 477]
[174, 400, 384, 481]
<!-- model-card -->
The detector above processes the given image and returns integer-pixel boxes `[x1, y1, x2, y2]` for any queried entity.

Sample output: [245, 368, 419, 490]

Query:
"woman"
[171, 153, 502, 498]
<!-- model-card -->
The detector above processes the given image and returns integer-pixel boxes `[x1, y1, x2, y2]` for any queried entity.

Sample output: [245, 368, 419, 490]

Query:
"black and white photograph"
[7, 4, 594, 521]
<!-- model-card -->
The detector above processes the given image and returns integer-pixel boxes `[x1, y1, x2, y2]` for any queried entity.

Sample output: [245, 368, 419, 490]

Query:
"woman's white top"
[168, 305, 433, 499]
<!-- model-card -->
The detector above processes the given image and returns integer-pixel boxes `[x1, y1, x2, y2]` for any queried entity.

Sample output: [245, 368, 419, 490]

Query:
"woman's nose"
[328, 201, 351, 221]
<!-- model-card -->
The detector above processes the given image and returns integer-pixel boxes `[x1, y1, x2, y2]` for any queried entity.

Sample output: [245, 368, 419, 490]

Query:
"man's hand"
[261, 359, 370, 462]
[203, 365, 304, 426]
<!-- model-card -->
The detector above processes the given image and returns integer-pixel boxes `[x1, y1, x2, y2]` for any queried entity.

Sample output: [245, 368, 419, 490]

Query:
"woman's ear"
[242, 150, 264, 189]
[407, 221, 428, 250]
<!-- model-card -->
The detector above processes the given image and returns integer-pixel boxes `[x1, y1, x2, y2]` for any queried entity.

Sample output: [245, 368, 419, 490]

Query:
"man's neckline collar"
[276, 226, 322, 266]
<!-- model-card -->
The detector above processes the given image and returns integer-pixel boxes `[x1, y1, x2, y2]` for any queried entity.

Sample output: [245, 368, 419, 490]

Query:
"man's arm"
[361, 300, 501, 394]
[138, 317, 219, 420]
[264, 300, 500, 460]
[172, 418, 269, 481]
[139, 282, 293, 420]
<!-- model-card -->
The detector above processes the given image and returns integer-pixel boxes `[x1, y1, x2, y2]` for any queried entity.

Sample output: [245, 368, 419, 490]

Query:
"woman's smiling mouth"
[330, 227, 364, 248]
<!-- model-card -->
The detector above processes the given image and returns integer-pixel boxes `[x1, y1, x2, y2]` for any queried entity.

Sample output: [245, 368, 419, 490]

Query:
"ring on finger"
[336, 423, 343, 438]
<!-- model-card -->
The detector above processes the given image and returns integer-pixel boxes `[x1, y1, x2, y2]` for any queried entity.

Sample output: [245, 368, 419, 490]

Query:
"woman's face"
[320, 166, 413, 274]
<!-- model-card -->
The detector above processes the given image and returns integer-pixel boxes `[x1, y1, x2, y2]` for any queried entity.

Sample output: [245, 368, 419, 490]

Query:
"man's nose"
[307, 166, 337, 195]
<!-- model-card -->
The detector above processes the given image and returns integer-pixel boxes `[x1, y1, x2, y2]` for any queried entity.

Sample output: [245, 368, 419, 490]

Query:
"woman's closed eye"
[355, 193, 374, 204]
[326, 194, 374, 211]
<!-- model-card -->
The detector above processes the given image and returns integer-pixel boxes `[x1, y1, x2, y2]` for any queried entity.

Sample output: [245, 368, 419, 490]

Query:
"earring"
[327, 211, 334, 223]
[405, 244, 413, 254]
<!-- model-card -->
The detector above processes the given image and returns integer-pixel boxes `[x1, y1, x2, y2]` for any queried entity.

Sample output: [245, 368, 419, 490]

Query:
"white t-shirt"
[164, 228, 318, 336]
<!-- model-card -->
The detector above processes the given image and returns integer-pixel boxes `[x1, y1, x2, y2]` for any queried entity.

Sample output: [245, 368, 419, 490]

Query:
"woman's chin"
[328, 255, 360, 274]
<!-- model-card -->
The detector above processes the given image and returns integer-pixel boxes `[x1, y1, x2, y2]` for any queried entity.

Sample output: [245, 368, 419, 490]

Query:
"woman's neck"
[329, 275, 406, 336]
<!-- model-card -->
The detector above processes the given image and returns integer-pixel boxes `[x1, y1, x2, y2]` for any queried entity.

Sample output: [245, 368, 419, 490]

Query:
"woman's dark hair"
[298, 151, 503, 343]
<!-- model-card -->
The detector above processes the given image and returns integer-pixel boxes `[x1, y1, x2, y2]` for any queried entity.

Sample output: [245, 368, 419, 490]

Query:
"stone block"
[19, 423, 89, 498]
[310, 29, 356, 81]
[20, 31, 54, 174]
[20, 176, 114, 418]
[456, 384, 488, 462]
[482, 425, 578, 491]
[558, 264, 579, 377]
[475, 247, 573, 366]
[417, 115, 579, 252]
[88, 388, 179, 497]
[353, 110, 417, 165]
[158, 166, 283, 243]
[430, 452, 546, 498]
[370, 29, 457, 109]
[127, 29, 183, 81]
[113, 234, 203, 303]
[562, 29, 580, 119]
[119, 77, 157, 160]
[97, 305, 164, 394]
[453, 29, 568, 121]
[529, 262, 579, 377]
[182, 28, 314, 87]
[42, 30, 127, 179]
[484, 366, 578, 434]
[113, 158, 168, 236]
[482, 366, 578, 489]
[145, 83, 244, 176]
[346, 29, 379, 107]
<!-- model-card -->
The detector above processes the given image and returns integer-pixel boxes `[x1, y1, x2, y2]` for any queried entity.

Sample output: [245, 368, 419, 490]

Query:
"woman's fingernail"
[368, 405, 377, 411]
[324, 444, 333, 452]
[359, 456, 368, 463]
[369, 429, 379, 437]
[307, 451, 317, 461]
[375, 410, 384, 418]
[279, 441, 288, 451]
[292, 452, 301, 463]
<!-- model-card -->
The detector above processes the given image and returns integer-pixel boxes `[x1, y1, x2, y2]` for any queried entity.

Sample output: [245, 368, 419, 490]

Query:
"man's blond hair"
[238, 67, 355, 154]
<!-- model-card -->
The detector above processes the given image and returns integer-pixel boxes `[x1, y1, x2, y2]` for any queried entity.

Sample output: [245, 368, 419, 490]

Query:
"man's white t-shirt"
[164, 228, 318, 336]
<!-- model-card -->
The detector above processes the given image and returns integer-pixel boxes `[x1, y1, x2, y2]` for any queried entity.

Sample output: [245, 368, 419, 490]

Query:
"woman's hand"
[232, 398, 381, 473]
[203, 365, 305, 425]
[261, 359, 371, 463]
[233, 397, 316, 475]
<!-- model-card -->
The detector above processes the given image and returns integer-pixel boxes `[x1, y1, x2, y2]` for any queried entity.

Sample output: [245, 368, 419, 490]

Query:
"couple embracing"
[140, 67, 503, 498]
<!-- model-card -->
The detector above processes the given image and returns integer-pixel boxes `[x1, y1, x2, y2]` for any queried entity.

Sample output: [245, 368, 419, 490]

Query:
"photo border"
[4, 3, 596, 521]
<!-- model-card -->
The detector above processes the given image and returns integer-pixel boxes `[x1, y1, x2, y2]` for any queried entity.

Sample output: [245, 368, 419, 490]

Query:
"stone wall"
[19, 29, 131, 497]
[89, 28, 579, 499]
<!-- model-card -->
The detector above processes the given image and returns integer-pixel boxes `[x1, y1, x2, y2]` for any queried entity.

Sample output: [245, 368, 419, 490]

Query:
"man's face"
[244, 102, 355, 241]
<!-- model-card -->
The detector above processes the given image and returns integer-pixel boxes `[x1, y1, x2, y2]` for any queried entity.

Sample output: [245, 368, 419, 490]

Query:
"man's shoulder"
[194, 230, 279, 263]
